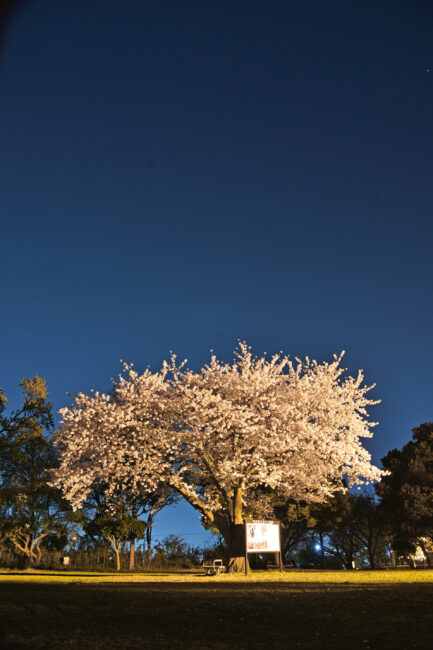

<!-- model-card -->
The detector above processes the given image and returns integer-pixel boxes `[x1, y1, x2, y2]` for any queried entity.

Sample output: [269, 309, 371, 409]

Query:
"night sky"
[1, 0, 432, 544]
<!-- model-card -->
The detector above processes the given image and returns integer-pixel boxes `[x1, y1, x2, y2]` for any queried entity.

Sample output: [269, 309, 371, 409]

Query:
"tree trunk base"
[227, 556, 249, 573]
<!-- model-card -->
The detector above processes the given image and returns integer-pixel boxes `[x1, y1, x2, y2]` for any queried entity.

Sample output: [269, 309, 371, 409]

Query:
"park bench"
[203, 559, 226, 575]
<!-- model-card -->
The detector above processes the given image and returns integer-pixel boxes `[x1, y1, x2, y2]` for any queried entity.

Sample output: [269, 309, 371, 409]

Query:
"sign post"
[244, 519, 283, 573]
[244, 520, 249, 576]
[279, 523, 283, 572]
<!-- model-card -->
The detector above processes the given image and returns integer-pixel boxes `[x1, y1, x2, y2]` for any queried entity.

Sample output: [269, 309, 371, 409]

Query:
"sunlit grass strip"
[1, 569, 433, 584]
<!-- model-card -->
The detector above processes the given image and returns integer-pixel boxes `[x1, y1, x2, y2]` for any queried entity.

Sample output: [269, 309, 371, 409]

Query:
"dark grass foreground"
[1, 581, 433, 649]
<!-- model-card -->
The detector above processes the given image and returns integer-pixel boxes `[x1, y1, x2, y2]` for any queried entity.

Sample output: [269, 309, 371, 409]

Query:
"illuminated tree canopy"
[52, 343, 382, 570]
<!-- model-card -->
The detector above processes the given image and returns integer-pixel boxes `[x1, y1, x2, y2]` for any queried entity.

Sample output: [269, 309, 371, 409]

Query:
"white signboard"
[246, 520, 280, 553]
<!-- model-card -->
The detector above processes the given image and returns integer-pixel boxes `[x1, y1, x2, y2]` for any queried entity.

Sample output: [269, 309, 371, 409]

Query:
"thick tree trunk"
[129, 540, 135, 571]
[228, 555, 248, 572]
[226, 524, 248, 572]
[226, 486, 249, 573]
[178, 483, 249, 573]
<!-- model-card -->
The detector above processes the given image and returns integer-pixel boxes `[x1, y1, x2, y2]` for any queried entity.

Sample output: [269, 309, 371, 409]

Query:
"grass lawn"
[1, 570, 433, 648]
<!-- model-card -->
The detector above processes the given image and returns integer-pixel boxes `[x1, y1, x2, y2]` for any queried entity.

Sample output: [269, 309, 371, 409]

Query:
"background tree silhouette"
[378, 423, 433, 565]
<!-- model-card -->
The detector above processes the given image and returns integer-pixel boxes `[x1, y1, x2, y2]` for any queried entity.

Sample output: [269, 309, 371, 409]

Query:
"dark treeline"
[1, 377, 432, 571]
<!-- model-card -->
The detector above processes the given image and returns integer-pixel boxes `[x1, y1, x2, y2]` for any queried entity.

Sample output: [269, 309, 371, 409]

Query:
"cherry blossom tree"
[52, 343, 382, 571]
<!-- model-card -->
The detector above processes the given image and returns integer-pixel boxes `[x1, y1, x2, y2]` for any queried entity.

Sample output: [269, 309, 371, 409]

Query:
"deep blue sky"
[1, 0, 432, 546]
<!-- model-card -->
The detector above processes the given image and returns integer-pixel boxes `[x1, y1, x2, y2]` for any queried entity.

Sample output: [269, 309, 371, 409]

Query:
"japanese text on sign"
[246, 521, 280, 553]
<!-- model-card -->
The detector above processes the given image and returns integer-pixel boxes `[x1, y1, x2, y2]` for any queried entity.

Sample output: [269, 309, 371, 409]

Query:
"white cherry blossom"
[52, 343, 382, 570]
